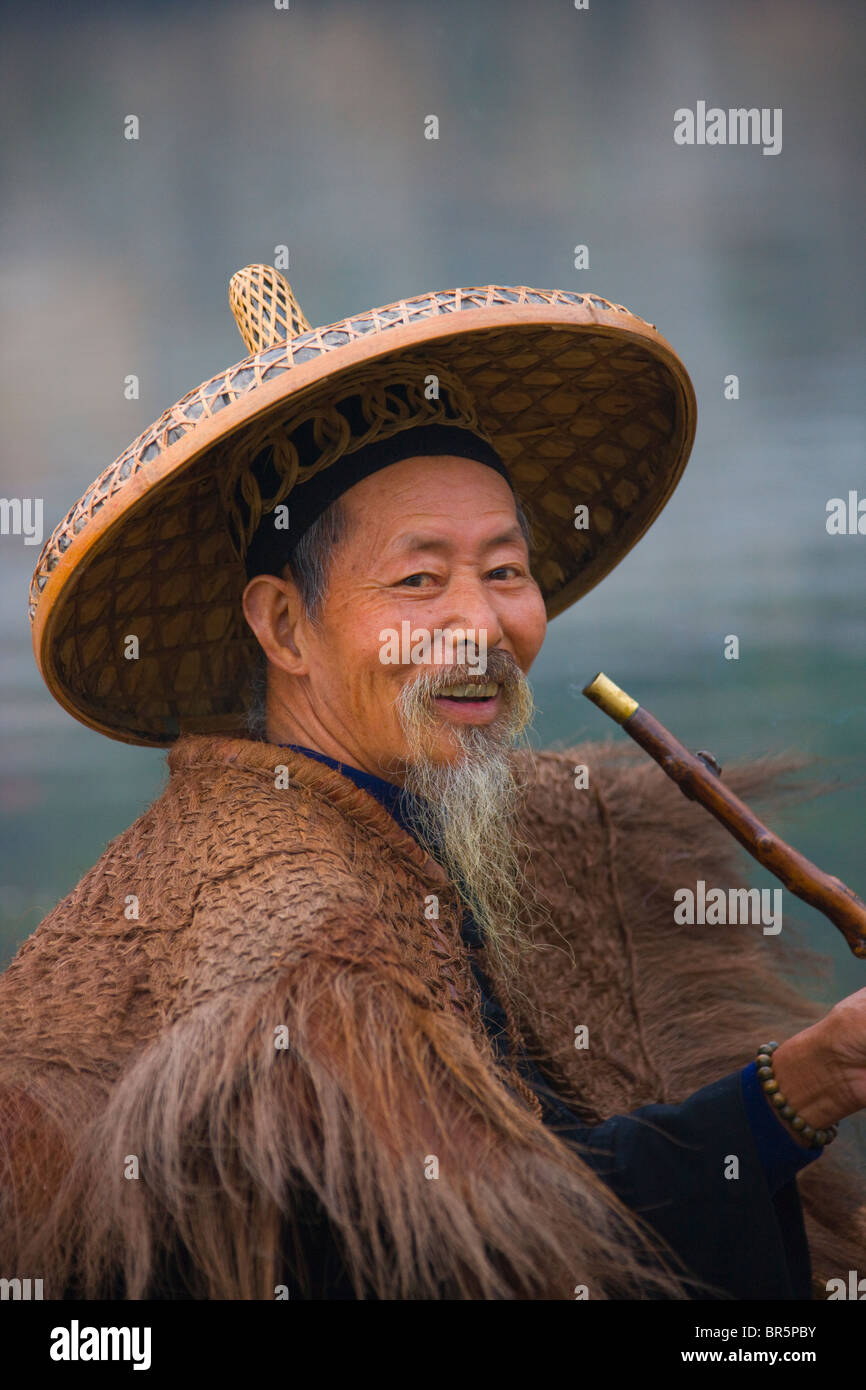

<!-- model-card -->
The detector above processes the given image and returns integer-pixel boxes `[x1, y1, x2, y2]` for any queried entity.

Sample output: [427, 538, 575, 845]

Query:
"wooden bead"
[753, 1039, 839, 1147]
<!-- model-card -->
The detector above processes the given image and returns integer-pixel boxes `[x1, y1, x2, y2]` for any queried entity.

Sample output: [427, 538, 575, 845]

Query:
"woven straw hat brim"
[29, 285, 696, 747]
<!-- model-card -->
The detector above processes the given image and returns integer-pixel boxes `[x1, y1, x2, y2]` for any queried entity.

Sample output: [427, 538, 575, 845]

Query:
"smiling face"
[242, 454, 548, 780]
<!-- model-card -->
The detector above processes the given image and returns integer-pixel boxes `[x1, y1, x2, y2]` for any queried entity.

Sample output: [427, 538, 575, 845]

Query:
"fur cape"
[0, 734, 864, 1300]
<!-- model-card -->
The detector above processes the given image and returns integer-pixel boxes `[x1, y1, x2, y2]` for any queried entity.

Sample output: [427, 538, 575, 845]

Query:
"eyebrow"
[386, 525, 526, 557]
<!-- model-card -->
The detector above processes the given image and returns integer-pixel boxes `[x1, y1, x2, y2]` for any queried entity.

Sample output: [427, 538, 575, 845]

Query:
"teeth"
[438, 682, 499, 698]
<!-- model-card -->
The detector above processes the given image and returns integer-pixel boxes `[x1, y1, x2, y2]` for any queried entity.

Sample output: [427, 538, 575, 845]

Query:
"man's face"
[266, 454, 547, 778]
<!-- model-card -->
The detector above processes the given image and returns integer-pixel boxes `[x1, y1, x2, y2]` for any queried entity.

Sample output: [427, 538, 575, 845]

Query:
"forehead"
[340, 454, 518, 536]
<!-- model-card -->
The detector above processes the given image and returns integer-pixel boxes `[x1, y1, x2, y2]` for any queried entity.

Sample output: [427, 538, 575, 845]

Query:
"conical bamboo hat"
[29, 265, 697, 746]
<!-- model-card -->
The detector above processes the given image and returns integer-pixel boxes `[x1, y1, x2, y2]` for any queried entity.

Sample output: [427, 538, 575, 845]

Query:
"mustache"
[394, 646, 536, 766]
[399, 648, 525, 702]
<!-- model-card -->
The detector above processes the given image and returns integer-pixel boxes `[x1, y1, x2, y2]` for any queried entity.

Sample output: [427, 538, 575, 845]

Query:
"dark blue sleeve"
[739, 1060, 822, 1194]
[461, 917, 824, 1299]
[543, 1068, 821, 1299]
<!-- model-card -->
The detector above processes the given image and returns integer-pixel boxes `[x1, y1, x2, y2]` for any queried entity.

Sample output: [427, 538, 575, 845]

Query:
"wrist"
[766, 1026, 845, 1140]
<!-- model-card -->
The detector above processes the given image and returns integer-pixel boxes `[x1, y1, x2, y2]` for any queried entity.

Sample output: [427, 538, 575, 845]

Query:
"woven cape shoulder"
[0, 736, 863, 1297]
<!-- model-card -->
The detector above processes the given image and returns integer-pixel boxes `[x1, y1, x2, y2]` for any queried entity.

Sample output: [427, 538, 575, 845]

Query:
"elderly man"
[3, 266, 865, 1301]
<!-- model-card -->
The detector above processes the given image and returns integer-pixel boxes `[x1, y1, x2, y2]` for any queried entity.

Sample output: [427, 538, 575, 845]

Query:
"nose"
[437, 574, 505, 657]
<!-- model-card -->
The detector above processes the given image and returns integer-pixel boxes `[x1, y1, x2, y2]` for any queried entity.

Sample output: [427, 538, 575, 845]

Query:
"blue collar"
[278, 743, 423, 842]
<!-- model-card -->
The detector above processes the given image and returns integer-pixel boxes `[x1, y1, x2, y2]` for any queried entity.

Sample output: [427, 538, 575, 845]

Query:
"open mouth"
[434, 682, 500, 703]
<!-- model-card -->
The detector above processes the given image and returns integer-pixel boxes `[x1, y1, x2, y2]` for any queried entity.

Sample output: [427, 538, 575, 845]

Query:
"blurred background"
[1, 0, 863, 1035]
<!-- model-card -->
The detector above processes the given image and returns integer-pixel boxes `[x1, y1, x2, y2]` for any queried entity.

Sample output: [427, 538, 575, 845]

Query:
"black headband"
[243, 422, 513, 580]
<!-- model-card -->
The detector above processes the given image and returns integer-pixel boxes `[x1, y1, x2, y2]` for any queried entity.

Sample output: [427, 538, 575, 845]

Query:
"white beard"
[393, 653, 538, 982]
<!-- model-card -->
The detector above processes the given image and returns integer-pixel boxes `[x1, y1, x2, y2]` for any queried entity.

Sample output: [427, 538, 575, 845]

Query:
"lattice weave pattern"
[228, 264, 312, 354]
[219, 359, 490, 563]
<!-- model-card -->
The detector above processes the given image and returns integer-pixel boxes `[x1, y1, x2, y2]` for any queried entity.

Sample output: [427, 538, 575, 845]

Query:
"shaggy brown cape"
[1, 735, 864, 1299]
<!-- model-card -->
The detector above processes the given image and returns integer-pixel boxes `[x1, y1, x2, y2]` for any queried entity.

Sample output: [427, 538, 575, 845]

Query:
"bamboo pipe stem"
[583, 672, 866, 959]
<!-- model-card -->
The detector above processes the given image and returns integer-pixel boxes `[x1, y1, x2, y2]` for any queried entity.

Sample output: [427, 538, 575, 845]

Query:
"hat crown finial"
[229, 263, 312, 354]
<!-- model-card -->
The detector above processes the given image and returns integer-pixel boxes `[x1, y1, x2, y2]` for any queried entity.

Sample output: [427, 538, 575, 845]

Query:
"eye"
[488, 565, 521, 580]
[397, 573, 437, 588]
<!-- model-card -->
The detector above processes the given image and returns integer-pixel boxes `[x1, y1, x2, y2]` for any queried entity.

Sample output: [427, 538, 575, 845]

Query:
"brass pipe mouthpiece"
[582, 672, 639, 725]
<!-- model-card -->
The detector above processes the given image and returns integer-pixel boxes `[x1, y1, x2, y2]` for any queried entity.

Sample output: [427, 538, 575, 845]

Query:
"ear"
[242, 572, 310, 676]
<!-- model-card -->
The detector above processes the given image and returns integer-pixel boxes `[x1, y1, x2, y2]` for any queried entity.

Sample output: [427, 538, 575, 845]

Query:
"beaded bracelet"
[756, 1041, 838, 1149]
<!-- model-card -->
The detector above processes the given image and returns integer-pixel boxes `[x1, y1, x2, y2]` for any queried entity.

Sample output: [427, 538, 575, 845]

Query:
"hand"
[771, 986, 866, 1140]
[816, 986, 866, 1116]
